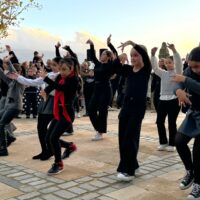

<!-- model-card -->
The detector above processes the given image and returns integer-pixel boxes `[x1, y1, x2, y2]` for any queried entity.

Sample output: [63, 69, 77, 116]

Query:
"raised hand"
[55, 42, 61, 48]
[86, 39, 93, 45]
[5, 45, 11, 52]
[62, 45, 70, 50]
[118, 40, 135, 52]
[151, 47, 158, 56]
[107, 34, 112, 45]
[167, 43, 176, 52]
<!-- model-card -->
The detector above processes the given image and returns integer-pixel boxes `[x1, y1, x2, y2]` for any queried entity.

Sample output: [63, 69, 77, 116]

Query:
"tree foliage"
[0, 0, 40, 39]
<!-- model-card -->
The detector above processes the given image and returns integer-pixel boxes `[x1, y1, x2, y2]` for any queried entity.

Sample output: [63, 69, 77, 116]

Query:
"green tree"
[0, 0, 40, 39]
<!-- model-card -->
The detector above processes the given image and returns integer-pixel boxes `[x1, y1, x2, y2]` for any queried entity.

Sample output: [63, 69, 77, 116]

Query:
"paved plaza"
[0, 109, 190, 200]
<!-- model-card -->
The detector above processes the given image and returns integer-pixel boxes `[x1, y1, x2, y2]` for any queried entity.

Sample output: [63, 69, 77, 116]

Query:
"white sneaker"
[157, 144, 168, 151]
[135, 168, 141, 177]
[76, 113, 81, 118]
[117, 173, 134, 182]
[165, 146, 176, 152]
[63, 132, 73, 136]
[91, 132, 103, 141]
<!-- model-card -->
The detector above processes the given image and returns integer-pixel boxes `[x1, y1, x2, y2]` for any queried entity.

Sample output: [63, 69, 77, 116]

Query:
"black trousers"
[83, 82, 94, 115]
[117, 106, 144, 176]
[110, 76, 120, 107]
[46, 107, 74, 163]
[153, 88, 160, 112]
[88, 84, 112, 133]
[37, 113, 53, 154]
[25, 93, 38, 116]
[0, 108, 19, 148]
[175, 132, 200, 184]
[156, 98, 180, 146]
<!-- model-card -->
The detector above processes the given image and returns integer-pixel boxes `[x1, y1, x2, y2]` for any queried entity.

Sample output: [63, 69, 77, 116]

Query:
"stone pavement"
[0, 109, 191, 200]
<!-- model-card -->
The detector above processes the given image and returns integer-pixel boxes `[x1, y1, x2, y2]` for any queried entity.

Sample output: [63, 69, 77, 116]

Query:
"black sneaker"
[187, 183, 200, 199]
[40, 153, 53, 161]
[62, 143, 77, 160]
[0, 148, 8, 156]
[180, 170, 194, 190]
[7, 136, 16, 147]
[32, 153, 43, 160]
[47, 161, 63, 175]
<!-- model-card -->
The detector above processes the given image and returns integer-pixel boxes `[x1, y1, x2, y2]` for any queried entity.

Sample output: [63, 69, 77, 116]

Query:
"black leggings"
[46, 115, 72, 163]
[175, 132, 200, 184]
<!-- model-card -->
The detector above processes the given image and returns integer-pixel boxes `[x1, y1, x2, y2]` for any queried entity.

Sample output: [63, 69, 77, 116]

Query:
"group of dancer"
[0, 35, 199, 199]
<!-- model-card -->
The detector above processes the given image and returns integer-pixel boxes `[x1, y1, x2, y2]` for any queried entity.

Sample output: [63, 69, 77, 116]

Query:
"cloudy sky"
[1, 0, 200, 62]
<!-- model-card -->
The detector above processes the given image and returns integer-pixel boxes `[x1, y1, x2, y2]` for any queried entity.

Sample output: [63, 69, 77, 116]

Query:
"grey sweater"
[151, 52, 183, 100]
[0, 62, 25, 110]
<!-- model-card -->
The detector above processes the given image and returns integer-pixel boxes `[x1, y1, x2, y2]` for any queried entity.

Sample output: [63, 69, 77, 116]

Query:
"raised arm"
[63, 45, 78, 60]
[55, 42, 62, 58]
[86, 39, 99, 65]
[107, 34, 118, 56]
[119, 40, 151, 73]
[6, 45, 19, 64]
[167, 43, 183, 74]
[151, 47, 165, 77]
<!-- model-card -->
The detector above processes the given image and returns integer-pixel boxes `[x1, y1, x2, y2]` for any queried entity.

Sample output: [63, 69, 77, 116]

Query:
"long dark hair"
[59, 58, 78, 76]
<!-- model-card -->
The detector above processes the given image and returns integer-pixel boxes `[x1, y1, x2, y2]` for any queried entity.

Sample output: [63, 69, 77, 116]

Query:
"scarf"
[53, 71, 75, 122]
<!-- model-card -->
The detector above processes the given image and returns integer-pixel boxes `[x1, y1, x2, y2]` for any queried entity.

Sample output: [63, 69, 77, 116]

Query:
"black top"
[44, 74, 79, 106]
[113, 44, 152, 112]
[9, 51, 19, 64]
[89, 44, 114, 85]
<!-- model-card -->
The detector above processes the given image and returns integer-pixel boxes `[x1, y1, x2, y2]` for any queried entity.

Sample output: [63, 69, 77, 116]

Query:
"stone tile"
[89, 180, 108, 188]
[28, 180, 47, 186]
[91, 172, 108, 178]
[14, 175, 34, 181]
[20, 177, 41, 184]
[46, 177, 65, 183]
[40, 186, 60, 194]
[80, 192, 100, 200]
[42, 194, 64, 200]
[34, 182, 54, 189]
[99, 177, 117, 184]
[7, 172, 27, 178]
[97, 187, 116, 194]
[79, 183, 98, 191]
[58, 181, 78, 189]
[54, 190, 77, 199]
[17, 191, 40, 200]
[19, 186, 35, 193]
[97, 197, 115, 200]
[75, 176, 93, 183]
[68, 187, 87, 195]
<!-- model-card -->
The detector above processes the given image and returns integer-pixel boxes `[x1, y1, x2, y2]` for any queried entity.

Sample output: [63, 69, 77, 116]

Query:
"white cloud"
[0, 27, 108, 63]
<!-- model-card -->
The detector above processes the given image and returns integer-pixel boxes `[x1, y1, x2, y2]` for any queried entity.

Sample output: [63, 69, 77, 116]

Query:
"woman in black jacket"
[86, 39, 114, 141]
[109, 39, 151, 181]
[42, 58, 78, 175]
